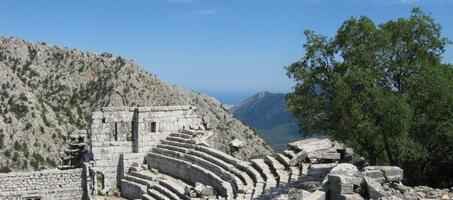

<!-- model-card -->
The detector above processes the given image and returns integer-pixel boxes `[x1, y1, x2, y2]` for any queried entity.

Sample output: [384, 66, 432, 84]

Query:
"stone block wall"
[0, 169, 83, 200]
[90, 106, 202, 190]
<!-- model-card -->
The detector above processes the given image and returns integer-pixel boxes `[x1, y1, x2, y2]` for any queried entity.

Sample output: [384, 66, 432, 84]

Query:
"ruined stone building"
[0, 106, 450, 200]
[89, 106, 202, 191]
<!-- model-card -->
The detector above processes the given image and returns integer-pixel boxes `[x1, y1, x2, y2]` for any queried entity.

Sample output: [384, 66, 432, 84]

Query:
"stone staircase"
[121, 165, 193, 200]
[121, 130, 303, 200]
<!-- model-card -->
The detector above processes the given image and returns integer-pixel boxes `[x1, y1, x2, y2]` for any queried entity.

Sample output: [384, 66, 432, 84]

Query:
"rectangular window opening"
[114, 122, 118, 141]
[151, 122, 157, 133]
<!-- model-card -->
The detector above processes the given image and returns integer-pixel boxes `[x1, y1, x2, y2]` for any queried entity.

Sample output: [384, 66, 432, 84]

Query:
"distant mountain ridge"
[0, 36, 272, 172]
[231, 91, 302, 151]
[231, 92, 290, 129]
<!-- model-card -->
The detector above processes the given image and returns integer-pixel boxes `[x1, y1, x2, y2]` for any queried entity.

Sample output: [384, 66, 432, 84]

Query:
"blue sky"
[1, 0, 452, 104]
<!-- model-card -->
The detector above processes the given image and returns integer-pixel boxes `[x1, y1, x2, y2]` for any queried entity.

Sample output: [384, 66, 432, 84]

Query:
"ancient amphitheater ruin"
[0, 106, 451, 200]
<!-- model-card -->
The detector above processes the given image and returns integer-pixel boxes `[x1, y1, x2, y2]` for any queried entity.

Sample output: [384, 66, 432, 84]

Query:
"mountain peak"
[0, 36, 273, 172]
[256, 91, 270, 97]
[230, 91, 301, 151]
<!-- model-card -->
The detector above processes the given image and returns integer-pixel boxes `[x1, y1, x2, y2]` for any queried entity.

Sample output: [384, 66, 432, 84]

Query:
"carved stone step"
[152, 147, 243, 196]
[150, 183, 181, 200]
[194, 145, 268, 189]
[284, 150, 297, 159]
[196, 146, 241, 166]
[158, 144, 254, 194]
[275, 153, 291, 169]
[121, 179, 147, 200]
[265, 155, 285, 171]
[124, 174, 152, 186]
[143, 193, 157, 200]
[148, 188, 172, 200]
[242, 165, 265, 186]
[158, 176, 191, 200]
[251, 159, 278, 190]
[166, 136, 196, 144]
[162, 140, 195, 149]
[169, 132, 193, 139]
[290, 166, 301, 182]
[251, 183, 265, 199]
[129, 169, 191, 200]
[130, 170, 158, 182]
[146, 152, 234, 200]
[162, 140, 261, 187]
[264, 156, 290, 186]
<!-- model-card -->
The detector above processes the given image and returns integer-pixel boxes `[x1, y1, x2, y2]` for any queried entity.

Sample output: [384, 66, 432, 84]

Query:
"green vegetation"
[4, 149, 11, 158]
[8, 99, 29, 120]
[0, 166, 11, 173]
[13, 141, 21, 151]
[32, 152, 44, 163]
[12, 151, 20, 162]
[46, 157, 57, 167]
[22, 159, 28, 169]
[286, 8, 452, 187]
[30, 152, 45, 170]
[30, 159, 39, 170]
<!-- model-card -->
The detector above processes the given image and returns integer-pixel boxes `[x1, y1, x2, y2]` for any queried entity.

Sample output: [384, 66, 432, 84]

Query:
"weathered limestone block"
[363, 176, 385, 199]
[379, 166, 403, 182]
[307, 151, 341, 160]
[328, 174, 360, 195]
[305, 190, 327, 200]
[330, 193, 365, 200]
[288, 138, 333, 153]
[330, 163, 359, 177]
[364, 166, 403, 182]
[202, 185, 214, 196]
[363, 167, 385, 182]
[229, 139, 244, 148]
[289, 150, 307, 166]
[120, 179, 146, 199]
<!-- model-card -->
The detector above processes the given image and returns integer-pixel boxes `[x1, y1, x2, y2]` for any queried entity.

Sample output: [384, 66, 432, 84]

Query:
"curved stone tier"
[121, 131, 299, 200]
[117, 135, 452, 200]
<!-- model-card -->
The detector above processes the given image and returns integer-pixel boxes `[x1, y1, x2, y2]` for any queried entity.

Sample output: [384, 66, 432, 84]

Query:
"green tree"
[286, 8, 452, 187]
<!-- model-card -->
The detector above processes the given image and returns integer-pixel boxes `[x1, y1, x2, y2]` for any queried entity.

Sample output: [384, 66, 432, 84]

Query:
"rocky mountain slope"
[0, 36, 272, 172]
[231, 92, 301, 151]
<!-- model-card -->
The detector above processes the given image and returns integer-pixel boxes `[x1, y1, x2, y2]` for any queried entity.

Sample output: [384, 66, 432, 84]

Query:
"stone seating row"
[158, 139, 257, 198]
[157, 144, 254, 193]
[145, 152, 234, 199]
[151, 147, 244, 196]
[163, 132, 302, 199]
[161, 139, 264, 188]
[123, 132, 305, 200]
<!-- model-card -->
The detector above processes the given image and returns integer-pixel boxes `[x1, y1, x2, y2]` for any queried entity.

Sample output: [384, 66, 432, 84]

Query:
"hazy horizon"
[2, 0, 452, 104]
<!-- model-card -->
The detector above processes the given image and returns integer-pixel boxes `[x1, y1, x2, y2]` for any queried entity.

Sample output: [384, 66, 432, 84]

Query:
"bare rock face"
[0, 36, 272, 172]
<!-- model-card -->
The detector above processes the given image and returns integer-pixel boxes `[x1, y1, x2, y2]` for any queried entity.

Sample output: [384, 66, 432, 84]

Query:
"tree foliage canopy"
[286, 8, 453, 187]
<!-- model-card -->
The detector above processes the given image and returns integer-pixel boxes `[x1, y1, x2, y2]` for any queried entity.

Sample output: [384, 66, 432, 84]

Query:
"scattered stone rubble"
[258, 138, 453, 200]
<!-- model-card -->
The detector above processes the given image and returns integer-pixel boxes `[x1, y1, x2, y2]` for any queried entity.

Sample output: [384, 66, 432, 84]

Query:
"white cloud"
[191, 9, 217, 15]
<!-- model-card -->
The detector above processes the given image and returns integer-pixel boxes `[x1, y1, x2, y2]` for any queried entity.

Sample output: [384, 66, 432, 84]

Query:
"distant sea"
[197, 90, 257, 105]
